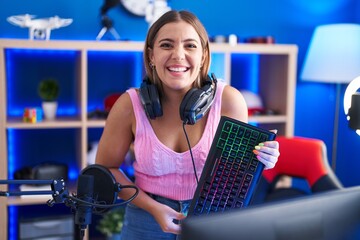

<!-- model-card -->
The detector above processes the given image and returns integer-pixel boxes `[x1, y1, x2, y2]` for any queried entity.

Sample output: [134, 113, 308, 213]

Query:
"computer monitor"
[181, 186, 360, 240]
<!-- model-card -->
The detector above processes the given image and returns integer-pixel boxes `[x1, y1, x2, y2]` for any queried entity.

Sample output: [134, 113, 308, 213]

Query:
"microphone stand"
[1, 165, 140, 239]
[0, 179, 84, 238]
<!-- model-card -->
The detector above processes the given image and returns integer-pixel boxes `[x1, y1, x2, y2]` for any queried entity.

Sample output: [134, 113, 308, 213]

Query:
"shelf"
[86, 119, 106, 128]
[210, 42, 298, 55]
[0, 38, 296, 50]
[0, 39, 298, 240]
[0, 39, 145, 51]
[6, 117, 82, 129]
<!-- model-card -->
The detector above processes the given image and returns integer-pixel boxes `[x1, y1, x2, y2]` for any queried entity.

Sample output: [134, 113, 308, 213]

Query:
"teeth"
[168, 67, 187, 72]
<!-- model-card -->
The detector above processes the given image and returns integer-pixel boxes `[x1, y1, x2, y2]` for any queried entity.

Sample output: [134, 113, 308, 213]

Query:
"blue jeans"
[120, 193, 191, 240]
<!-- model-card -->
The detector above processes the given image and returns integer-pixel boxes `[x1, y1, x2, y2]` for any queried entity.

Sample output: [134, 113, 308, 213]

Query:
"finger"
[254, 143, 280, 157]
[256, 154, 276, 169]
[253, 142, 279, 170]
[262, 140, 279, 148]
[173, 212, 186, 221]
[166, 221, 182, 234]
[165, 211, 186, 234]
[177, 213, 186, 220]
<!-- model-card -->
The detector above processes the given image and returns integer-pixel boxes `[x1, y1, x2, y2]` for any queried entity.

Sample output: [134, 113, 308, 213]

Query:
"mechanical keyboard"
[188, 116, 276, 216]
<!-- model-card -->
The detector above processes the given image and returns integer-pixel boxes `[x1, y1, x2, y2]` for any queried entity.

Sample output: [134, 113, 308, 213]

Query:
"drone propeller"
[7, 14, 36, 27]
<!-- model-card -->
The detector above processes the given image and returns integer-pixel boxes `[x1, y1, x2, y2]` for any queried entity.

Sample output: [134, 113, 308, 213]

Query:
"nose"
[172, 45, 185, 60]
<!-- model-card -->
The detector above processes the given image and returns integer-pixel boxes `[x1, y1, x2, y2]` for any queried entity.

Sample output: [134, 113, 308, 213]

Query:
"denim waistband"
[146, 192, 191, 216]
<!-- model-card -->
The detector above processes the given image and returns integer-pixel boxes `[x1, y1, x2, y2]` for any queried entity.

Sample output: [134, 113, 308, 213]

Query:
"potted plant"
[38, 78, 60, 120]
[97, 207, 125, 240]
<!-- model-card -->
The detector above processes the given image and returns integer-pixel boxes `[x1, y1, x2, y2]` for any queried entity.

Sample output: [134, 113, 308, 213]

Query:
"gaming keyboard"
[188, 116, 276, 216]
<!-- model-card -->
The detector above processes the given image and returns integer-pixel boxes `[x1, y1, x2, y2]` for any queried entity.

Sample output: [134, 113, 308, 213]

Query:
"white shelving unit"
[0, 39, 298, 239]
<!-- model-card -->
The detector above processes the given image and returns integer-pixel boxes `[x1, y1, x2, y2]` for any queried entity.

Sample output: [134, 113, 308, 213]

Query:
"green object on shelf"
[97, 207, 125, 237]
[38, 78, 60, 102]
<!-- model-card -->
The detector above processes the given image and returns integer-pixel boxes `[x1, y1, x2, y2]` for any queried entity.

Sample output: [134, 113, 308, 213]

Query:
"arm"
[95, 92, 138, 200]
[221, 85, 280, 170]
[220, 84, 248, 122]
[95, 92, 184, 234]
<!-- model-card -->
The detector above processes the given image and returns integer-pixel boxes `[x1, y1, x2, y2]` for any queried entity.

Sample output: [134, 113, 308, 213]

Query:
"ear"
[201, 50, 207, 67]
[148, 47, 154, 63]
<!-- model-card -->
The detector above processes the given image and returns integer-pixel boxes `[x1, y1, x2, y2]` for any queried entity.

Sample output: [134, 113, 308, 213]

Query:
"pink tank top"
[127, 81, 225, 200]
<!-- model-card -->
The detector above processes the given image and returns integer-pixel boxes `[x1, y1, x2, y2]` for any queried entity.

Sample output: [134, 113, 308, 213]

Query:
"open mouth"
[168, 67, 189, 72]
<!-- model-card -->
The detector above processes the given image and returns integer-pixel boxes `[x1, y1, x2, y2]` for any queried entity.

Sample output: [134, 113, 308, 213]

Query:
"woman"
[95, 10, 280, 239]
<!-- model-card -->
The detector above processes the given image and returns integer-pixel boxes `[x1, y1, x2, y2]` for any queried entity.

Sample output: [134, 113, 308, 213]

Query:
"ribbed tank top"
[126, 81, 225, 200]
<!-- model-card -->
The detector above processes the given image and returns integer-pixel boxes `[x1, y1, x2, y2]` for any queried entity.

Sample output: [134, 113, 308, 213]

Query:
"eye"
[186, 43, 198, 49]
[159, 42, 173, 49]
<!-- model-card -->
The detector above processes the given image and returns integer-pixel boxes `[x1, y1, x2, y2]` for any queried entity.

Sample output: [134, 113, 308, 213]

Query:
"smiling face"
[148, 20, 205, 93]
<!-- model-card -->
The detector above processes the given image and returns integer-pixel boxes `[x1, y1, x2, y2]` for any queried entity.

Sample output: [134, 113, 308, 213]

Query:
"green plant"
[38, 78, 60, 102]
[97, 207, 125, 237]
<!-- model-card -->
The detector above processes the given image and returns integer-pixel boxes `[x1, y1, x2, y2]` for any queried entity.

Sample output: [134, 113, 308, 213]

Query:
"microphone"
[0, 164, 139, 240]
[75, 174, 94, 232]
[81, 164, 121, 214]
[74, 164, 138, 239]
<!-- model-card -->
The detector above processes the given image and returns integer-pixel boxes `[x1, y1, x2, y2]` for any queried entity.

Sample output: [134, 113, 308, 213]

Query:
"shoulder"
[221, 84, 248, 122]
[112, 91, 134, 114]
[106, 91, 135, 129]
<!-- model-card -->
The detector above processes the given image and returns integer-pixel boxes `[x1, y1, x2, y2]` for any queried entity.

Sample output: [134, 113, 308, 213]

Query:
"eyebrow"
[158, 38, 199, 44]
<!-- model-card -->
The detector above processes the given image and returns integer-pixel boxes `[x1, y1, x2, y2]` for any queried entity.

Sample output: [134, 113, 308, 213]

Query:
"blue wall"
[1, 0, 360, 187]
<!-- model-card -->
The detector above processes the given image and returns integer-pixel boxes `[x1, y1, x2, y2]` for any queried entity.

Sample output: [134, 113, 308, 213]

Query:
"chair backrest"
[262, 136, 343, 192]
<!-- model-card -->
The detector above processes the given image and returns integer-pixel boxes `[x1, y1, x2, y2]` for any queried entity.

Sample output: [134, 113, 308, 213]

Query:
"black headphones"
[139, 73, 218, 125]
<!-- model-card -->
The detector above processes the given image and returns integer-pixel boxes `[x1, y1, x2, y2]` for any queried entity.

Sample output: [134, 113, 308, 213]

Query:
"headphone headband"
[139, 73, 217, 124]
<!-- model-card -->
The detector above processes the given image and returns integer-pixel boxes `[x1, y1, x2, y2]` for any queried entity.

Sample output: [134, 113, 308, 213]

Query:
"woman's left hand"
[252, 130, 280, 170]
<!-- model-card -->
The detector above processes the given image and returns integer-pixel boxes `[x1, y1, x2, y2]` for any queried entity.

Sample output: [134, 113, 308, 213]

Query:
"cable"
[182, 122, 199, 184]
[69, 184, 139, 209]
[181, 75, 217, 184]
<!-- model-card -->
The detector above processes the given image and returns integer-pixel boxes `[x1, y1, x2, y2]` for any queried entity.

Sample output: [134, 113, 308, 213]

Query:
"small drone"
[7, 14, 73, 40]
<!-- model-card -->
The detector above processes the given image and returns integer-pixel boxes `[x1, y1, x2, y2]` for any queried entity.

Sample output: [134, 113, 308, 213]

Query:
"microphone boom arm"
[0, 179, 65, 197]
[0, 179, 72, 207]
[0, 164, 139, 240]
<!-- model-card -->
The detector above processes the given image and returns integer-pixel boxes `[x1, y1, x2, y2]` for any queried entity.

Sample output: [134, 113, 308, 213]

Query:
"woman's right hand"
[151, 202, 186, 235]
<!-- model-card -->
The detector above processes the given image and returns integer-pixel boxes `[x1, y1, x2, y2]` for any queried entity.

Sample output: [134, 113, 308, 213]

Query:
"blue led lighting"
[8, 206, 18, 240]
[7, 129, 16, 179]
[8, 106, 77, 117]
[248, 55, 260, 93]
[87, 50, 144, 109]
[6, 48, 79, 117]
[68, 168, 78, 180]
[56, 107, 77, 116]
[5, 49, 143, 239]
[132, 52, 143, 87]
[231, 54, 260, 93]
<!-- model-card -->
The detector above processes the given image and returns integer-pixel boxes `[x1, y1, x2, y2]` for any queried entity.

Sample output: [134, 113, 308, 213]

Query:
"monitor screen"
[181, 186, 360, 240]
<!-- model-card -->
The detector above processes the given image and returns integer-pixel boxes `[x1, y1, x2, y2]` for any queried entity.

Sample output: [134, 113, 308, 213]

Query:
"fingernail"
[253, 149, 259, 155]
[259, 143, 264, 146]
[255, 146, 261, 150]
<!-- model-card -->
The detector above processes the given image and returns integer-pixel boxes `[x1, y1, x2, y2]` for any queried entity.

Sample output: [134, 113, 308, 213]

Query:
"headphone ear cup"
[139, 79, 163, 119]
[179, 74, 217, 125]
[180, 88, 200, 124]
[148, 84, 163, 118]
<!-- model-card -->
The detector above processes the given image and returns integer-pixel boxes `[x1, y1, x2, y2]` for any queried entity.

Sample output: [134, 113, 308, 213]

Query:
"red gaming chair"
[261, 136, 343, 201]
